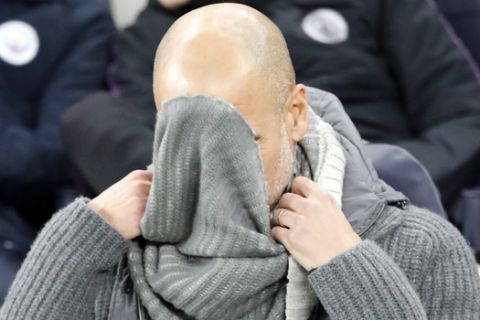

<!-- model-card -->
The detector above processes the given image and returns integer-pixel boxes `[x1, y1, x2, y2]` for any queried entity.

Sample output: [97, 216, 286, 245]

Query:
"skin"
[89, 3, 361, 271]
[158, 0, 191, 9]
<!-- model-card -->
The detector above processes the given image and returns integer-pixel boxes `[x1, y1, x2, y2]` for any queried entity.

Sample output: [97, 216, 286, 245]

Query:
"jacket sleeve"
[381, 0, 480, 205]
[0, 3, 114, 201]
[0, 198, 129, 320]
[308, 239, 480, 319]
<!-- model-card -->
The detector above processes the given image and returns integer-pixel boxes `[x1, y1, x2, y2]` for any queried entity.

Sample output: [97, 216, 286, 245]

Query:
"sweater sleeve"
[418, 224, 480, 319]
[0, 198, 129, 320]
[308, 240, 427, 319]
[308, 238, 480, 319]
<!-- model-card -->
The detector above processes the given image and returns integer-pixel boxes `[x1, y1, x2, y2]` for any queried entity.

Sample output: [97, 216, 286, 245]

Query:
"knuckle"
[282, 193, 294, 202]
[272, 227, 283, 241]
[130, 181, 149, 195]
[279, 193, 294, 207]
[328, 195, 337, 206]
[292, 176, 306, 189]
[129, 170, 149, 180]
[304, 199, 318, 212]
[320, 190, 333, 201]
[288, 230, 300, 243]
[133, 179, 148, 188]
[271, 227, 279, 237]
[295, 214, 306, 224]
[129, 170, 143, 177]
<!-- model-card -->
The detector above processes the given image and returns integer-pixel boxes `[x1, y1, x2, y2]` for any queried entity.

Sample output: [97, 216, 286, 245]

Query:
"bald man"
[2, 4, 479, 320]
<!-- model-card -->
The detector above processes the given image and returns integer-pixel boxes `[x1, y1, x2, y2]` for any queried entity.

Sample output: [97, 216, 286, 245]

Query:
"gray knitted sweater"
[1, 89, 480, 319]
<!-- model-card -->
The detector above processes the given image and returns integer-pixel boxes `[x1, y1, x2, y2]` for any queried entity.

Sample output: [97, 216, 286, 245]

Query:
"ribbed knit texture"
[308, 206, 480, 319]
[127, 95, 346, 320]
[2, 199, 479, 320]
[1, 94, 480, 319]
[129, 96, 288, 320]
[0, 198, 129, 320]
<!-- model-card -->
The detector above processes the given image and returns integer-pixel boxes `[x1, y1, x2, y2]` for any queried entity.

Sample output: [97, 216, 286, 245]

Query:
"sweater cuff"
[34, 197, 129, 271]
[307, 240, 426, 319]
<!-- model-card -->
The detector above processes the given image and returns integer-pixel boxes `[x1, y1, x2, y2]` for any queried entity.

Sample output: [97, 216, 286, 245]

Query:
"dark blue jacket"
[0, 0, 114, 217]
[435, 0, 480, 67]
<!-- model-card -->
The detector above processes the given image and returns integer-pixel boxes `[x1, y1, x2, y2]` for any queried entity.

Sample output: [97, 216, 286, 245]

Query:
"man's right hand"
[88, 170, 153, 240]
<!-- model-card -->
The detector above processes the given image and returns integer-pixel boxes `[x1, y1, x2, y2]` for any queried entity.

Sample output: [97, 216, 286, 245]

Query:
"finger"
[127, 170, 153, 181]
[130, 181, 152, 197]
[131, 196, 148, 215]
[271, 209, 296, 228]
[271, 226, 290, 248]
[139, 181, 152, 195]
[143, 171, 153, 181]
[276, 193, 305, 212]
[291, 176, 318, 198]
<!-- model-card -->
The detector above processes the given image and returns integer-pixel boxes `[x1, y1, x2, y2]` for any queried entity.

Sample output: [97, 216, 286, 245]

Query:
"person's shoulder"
[393, 206, 473, 261]
[63, 0, 111, 20]
[368, 205, 478, 287]
[58, 0, 113, 35]
[63, 0, 108, 9]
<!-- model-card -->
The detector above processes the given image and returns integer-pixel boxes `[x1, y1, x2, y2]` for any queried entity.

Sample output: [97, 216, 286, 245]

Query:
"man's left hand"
[271, 176, 361, 271]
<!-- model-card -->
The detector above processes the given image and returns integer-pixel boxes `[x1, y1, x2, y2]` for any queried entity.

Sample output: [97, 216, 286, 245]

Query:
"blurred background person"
[0, 0, 114, 303]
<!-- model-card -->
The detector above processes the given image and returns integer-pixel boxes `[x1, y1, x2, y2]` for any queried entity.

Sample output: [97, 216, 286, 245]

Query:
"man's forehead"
[156, 81, 269, 126]
[154, 58, 274, 124]
[155, 28, 254, 95]
[157, 67, 252, 105]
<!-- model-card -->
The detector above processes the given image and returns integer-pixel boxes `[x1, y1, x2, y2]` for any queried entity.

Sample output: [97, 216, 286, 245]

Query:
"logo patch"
[0, 20, 40, 66]
[302, 8, 349, 44]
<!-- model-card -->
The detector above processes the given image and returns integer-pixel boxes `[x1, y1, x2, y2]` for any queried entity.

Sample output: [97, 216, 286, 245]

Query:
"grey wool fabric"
[128, 95, 347, 320]
[129, 95, 288, 320]
[1, 88, 480, 320]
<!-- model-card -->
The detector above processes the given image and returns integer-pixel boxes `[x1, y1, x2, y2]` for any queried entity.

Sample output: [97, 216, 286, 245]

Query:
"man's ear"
[285, 84, 309, 143]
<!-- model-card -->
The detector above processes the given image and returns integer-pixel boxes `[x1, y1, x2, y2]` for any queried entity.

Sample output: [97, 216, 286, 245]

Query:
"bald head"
[153, 3, 295, 111]
[153, 4, 309, 207]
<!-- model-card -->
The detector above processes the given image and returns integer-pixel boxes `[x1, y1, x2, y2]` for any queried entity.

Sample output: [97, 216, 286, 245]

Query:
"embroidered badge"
[0, 20, 40, 66]
[302, 8, 349, 44]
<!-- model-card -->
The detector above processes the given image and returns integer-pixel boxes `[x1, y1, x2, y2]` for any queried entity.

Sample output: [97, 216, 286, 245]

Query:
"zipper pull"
[390, 199, 408, 210]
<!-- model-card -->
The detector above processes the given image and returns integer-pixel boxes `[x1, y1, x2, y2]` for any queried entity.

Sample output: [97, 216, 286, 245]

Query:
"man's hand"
[88, 170, 152, 240]
[271, 177, 361, 271]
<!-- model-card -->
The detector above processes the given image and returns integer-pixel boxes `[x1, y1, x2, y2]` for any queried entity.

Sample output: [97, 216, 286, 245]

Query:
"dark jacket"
[63, 0, 480, 208]
[0, 0, 114, 221]
[265, 0, 480, 207]
[435, 0, 480, 67]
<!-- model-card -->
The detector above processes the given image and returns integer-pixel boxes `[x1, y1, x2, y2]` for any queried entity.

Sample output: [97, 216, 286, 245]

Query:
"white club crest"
[0, 20, 40, 66]
[302, 8, 349, 45]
